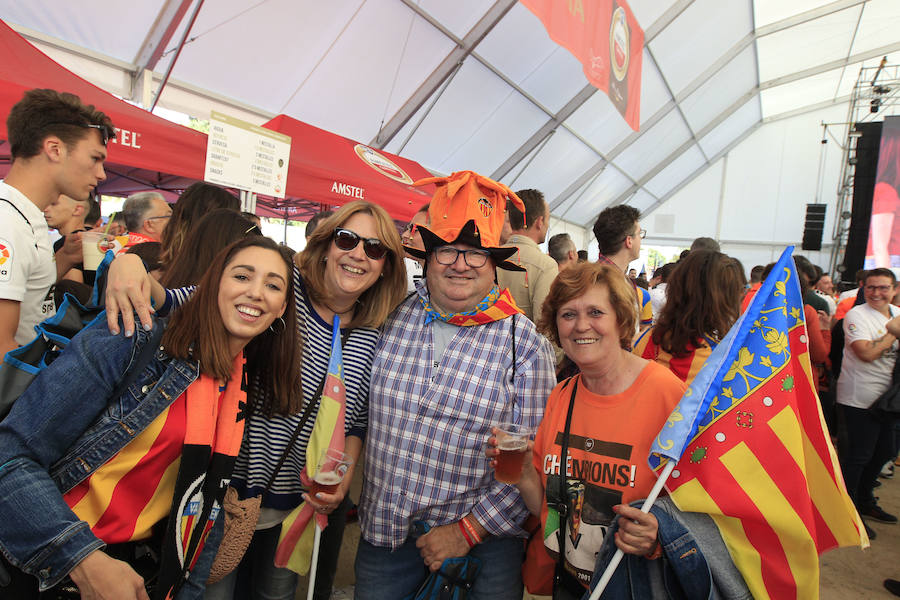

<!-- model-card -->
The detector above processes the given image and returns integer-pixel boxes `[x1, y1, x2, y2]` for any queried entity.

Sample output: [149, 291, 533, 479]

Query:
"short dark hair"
[592, 204, 640, 256]
[509, 189, 546, 230]
[305, 210, 334, 239]
[653, 262, 676, 283]
[866, 268, 896, 284]
[7, 89, 115, 160]
[548, 233, 575, 263]
[577, 250, 588, 262]
[85, 197, 101, 226]
[749, 265, 764, 283]
[690, 237, 720, 252]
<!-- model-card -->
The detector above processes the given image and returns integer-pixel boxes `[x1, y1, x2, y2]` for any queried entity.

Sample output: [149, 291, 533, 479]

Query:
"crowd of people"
[0, 88, 897, 600]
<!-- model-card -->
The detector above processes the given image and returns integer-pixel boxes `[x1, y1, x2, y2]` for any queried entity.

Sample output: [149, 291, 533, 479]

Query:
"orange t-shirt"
[532, 362, 686, 588]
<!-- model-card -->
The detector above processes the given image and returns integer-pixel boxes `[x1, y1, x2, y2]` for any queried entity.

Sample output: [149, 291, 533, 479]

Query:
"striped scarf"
[157, 353, 246, 599]
[420, 285, 521, 326]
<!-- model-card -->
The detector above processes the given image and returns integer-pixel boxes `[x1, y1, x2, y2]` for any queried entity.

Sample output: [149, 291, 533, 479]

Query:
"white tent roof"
[3, 0, 899, 229]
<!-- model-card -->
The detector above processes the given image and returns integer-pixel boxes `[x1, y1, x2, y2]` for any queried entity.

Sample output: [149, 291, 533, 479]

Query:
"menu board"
[205, 111, 291, 198]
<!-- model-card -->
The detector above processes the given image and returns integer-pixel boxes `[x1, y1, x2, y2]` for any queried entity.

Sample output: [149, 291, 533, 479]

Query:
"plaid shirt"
[360, 290, 556, 548]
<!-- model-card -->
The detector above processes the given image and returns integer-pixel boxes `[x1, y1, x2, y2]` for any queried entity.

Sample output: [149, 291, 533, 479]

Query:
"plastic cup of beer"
[81, 231, 113, 271]
[310, 448, 353, 496]
[494, 424, 532, 484]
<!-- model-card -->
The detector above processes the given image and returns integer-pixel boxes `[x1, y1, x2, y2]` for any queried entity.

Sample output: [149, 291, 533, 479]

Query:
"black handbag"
[404, 556, 482, 600]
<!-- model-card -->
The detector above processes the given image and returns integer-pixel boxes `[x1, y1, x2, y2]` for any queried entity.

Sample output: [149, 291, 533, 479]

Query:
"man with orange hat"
[356, 171, 556, 599]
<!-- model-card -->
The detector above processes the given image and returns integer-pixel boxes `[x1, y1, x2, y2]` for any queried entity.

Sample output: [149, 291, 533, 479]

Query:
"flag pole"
[588, 460, 676, 600]
[306, 524, 323, 600]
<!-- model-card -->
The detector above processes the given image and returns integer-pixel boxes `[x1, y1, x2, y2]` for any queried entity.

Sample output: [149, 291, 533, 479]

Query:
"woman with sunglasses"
[104, 200, 406, 600]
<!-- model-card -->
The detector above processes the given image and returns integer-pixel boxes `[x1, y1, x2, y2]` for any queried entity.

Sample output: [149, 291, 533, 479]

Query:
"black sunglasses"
[332, 228, 389, 260]
[47, 122, 115, 146]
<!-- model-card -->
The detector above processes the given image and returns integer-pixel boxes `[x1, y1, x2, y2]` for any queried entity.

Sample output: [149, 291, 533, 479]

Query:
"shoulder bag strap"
[553, 376, 579, 593]
[262, 328, 351, 491]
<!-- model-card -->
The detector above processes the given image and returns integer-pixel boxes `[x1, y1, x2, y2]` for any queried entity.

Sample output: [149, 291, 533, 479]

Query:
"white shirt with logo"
[837, 302, 899, 409]
[0, 181, 56, 345]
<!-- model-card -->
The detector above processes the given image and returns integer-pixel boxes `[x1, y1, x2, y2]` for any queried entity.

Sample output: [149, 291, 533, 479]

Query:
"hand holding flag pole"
[588, 461, 675, 599]
[275, 316, 349, 592]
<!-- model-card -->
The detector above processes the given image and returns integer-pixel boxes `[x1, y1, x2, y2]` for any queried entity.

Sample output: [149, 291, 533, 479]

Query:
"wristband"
[644, 540, 663, 560]
[461, 515, 483, 545]
[458, 520, 475, 548]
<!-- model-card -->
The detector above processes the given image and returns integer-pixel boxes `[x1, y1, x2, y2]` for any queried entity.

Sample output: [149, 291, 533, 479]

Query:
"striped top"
[633, 325, 717, 386]
[165, 266, 379, 512]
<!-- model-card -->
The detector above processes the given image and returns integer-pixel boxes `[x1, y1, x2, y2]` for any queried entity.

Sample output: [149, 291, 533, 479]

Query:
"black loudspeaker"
[843, 122, 883, 279]
[801, 204, 827, 251]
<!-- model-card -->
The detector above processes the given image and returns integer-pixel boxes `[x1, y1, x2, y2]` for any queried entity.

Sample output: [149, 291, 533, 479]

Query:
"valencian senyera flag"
[274, 316, 347, 574]
[649, 246, 866, 600]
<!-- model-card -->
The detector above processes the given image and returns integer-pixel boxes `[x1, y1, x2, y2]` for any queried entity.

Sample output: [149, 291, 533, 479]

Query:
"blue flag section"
[649, 246, 801, 469]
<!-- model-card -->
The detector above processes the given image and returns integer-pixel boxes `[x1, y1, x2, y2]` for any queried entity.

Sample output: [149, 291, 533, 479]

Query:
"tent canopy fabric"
[1, 1, 898, 228]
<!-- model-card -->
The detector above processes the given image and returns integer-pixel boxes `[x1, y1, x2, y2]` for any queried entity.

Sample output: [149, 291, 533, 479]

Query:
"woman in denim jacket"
[0, 237, 302, 600]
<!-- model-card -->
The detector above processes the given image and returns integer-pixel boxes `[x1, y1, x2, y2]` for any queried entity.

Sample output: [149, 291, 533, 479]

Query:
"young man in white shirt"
[836, 268, 900, 528]
[0, 88, 114, 362]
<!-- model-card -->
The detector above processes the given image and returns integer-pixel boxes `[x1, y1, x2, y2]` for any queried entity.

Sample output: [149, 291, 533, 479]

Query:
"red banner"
[520, 0, 643, 130]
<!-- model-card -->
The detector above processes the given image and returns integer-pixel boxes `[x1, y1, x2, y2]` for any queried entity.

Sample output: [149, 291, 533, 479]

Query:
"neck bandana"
[420, 285, 522, 326]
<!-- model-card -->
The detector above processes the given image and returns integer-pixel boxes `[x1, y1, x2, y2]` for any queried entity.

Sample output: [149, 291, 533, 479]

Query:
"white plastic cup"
[81, 231, 112, 271]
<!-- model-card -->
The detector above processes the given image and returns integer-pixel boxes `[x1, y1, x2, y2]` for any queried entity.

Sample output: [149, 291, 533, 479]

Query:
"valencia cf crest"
[477, 196, 492, 217]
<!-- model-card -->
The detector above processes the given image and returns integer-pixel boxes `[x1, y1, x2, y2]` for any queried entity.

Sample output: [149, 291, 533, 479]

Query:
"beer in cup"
[310, 448, 353, 496]
[494, 424, 532, 484]
[81, 231, 113, 271]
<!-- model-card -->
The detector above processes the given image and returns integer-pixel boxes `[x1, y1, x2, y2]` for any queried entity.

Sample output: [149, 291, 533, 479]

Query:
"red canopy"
[0, 20, 207, 194]
[262, 114, 433, 222]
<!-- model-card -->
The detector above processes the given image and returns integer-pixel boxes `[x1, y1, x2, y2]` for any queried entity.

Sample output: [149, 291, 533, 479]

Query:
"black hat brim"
[414, 222, 525, 272]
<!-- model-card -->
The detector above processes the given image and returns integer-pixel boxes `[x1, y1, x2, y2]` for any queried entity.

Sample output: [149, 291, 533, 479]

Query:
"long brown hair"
[160, 182, 240, 268]
[297, 201, 406, 328]
[652, 250, 745, 356]
[162, 209, 260, 287]
[538, 262, 637, 350]
[162, 237, 303, 413]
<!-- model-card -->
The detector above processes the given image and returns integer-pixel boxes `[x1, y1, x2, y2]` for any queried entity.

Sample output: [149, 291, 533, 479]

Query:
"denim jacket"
[0, 317, 217, 598]
[586, 497, 751, 600]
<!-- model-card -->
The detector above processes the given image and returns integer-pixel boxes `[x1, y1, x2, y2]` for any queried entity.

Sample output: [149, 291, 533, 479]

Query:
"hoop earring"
[268, 316, 286, 335]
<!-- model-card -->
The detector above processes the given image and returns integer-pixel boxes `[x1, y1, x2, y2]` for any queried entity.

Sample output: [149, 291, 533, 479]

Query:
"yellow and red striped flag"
[649, 246, 867, 599]
[274, 317, 347, 574]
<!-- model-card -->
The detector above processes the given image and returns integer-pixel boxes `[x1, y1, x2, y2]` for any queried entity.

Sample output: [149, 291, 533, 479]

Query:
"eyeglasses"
[865, 285, 893, 293]
[146, 215, 171, 221]
[47, 122, 115, 146]
[244, 224, 262, 236]
[433, 246, 491, 268]
[632, 229, 647, 239]
[332, 228, 389, 260]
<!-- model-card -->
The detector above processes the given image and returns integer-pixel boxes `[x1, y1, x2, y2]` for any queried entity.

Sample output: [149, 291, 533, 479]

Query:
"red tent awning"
[262, 114, 433, 222]
[0, 20, 207, 193]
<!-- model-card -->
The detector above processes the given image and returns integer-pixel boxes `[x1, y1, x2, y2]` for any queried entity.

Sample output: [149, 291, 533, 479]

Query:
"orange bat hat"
[408, 170, 526, 272]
